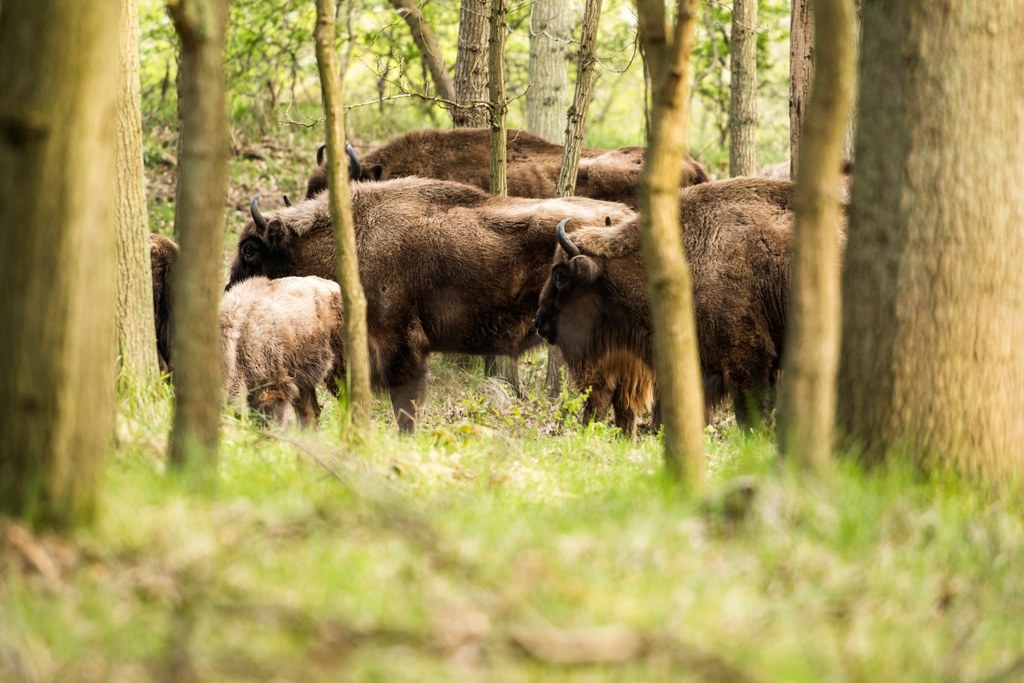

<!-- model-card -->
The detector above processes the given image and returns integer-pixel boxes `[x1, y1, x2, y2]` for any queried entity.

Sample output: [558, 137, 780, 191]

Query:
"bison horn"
[316, 144, 327, 166]
[556, 218, 580, 259]
[250, 195, 268, 232]
[346, 143, 362, 179]
[282, 194, 292, 207]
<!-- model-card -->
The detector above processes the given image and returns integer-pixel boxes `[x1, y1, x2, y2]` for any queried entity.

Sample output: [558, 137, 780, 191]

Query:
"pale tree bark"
[728, 0, 757, 176]
[315, 0, 373, 429]
[841, 0, 861, 160]
[0, 0, 119, 527]
[838, 1, 1024, 478]
[636, 0, 706, 489]
[545, 0, 602, 397]
[454, 0, 490, 128]
[776, 0, 855, 475]
[387, 0, 457, 105]
[789, 0, 812, 179]
[527, 0, 571, 144]
[166, 0, 228, 473]
[117, 0, 159, 389]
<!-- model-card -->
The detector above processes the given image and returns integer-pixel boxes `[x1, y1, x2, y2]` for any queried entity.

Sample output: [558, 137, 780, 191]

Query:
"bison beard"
[535, 177, 846, 432]
[305, 128, 711, 206]
[228, 176, 637, 432]
[150, 234, 179, 373]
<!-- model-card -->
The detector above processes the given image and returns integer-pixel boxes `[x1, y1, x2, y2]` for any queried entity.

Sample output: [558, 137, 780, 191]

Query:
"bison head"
[227, 196, 294, 289]
[534, 219, 607, 350]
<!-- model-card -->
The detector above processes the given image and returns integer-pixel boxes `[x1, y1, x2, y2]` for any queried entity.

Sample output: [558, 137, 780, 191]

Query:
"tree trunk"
[117, 0, 159, 390]
[776, 0, 855, 475]
[0, 0, 119, 528]
[527, 0, 571, 144]
[544, 0, 602, 397]
[482, 0, 521, 393]
[789, 0, 813, 179]
[554, 0, 602, 199]
[636, 0, 706, 489]
[315, 0, 374, 429]
[453, 0, 490, 128]
[166, 0, 229, 473]
[728, 0, 757, 177]
[387, 0, 457, 107]
[837, 1, 1024, 478]
[841, 0, 861, 160]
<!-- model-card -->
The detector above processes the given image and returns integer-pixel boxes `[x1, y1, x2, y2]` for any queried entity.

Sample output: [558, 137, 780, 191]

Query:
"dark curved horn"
[250, 195, 268, 231]
[346, 144, 362, 179]
[556, 218, 580, 258]
[316, 144, 327, 166]
[282, 194, 292, 207]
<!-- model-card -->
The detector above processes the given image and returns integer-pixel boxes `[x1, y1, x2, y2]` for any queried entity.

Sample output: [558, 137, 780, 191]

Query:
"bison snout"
[534, 314, 558, 344]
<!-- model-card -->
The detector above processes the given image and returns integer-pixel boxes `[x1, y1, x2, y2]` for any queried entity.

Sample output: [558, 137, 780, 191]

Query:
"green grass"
[3, 357, 1024, 682]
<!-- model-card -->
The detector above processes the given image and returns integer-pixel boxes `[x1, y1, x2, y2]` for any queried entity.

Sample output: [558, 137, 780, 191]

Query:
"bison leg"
[390, 374, 426, 434]
[730, 380, 773, 429]
[294, 385, 322, 429]
[611, 400, 638, 440]
[581, 382, 613, 425]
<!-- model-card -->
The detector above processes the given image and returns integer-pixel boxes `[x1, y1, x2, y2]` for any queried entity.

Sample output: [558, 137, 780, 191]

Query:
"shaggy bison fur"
[306, 128, 710, 207]
[220, 275, 345, 427]
[150, 234, 179, 373]
[228, 177, 637, 432]
[535, 177, 846, 433]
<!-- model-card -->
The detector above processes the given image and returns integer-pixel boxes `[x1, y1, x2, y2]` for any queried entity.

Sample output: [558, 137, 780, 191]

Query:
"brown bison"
[228, 177, 637, 432]
[150, 234, 178, 373]
[534, 177, 845, 433]
[221, 275, 345, 427]
[305, 128, 711, 207]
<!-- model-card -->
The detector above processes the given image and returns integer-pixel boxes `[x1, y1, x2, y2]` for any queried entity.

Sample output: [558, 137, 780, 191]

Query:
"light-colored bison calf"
[220, 275, 344, 427]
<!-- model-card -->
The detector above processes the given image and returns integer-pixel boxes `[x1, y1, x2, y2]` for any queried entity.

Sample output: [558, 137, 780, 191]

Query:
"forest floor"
[2, 134, 1023, 682]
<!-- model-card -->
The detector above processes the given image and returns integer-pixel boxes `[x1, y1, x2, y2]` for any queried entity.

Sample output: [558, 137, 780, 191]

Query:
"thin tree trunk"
[728, 0, 757, 177]
[554, 0, 602, 199]
[483, 0, 521, 393]
[166, 0, 229, 473]
[0, 0, 119, 527]
[315, 0, 373, 429]
[841, 0, 861, 160]
[789, 0, 813, 179]
[636, 0, 706, 489]
[454, 0, 490, 128]
[387, 0, 456, 105]
[776, 0, 855, 475]
[117, 0, 159, 390]
[544, 0, 602, 397]
[527, 0, 571, 144]
[837, 1, 1024, 478]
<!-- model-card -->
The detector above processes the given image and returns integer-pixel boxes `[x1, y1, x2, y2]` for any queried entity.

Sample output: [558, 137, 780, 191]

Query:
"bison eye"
[553, 271, 568, 290]
[242, 243, 257, 260]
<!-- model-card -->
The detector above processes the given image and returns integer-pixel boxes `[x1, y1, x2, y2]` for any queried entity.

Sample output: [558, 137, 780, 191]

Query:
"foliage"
[3, 358, 1024, 681]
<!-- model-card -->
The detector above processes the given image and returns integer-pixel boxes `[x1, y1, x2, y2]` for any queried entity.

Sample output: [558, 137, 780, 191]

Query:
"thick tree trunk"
[315, 0, 374, 429]
[453, 0, 490, 128]
[387, 0, 456, 106]
[527, 0, 571, 144]
[789, 0, 813, 179]
[728, 0, 757, 177]
[636, 0, 706, 489]
[544, 0, 602, 397]
[776, 0, 855, 475]
[166, 0, 228, 472]
[0, 0, 119, 527]
[117, 0, 159, 389]
[838, 1, 1024, 478]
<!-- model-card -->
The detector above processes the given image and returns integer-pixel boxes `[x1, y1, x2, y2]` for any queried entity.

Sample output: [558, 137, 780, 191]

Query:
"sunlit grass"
[3, 356, 1024, 682]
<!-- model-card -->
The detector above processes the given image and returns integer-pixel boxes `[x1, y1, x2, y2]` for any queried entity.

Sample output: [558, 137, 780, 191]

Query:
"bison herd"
[150, 126, 847, 435]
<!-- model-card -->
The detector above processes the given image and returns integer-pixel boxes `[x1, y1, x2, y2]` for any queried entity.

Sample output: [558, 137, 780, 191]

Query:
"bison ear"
[567, 255, 601, 284]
